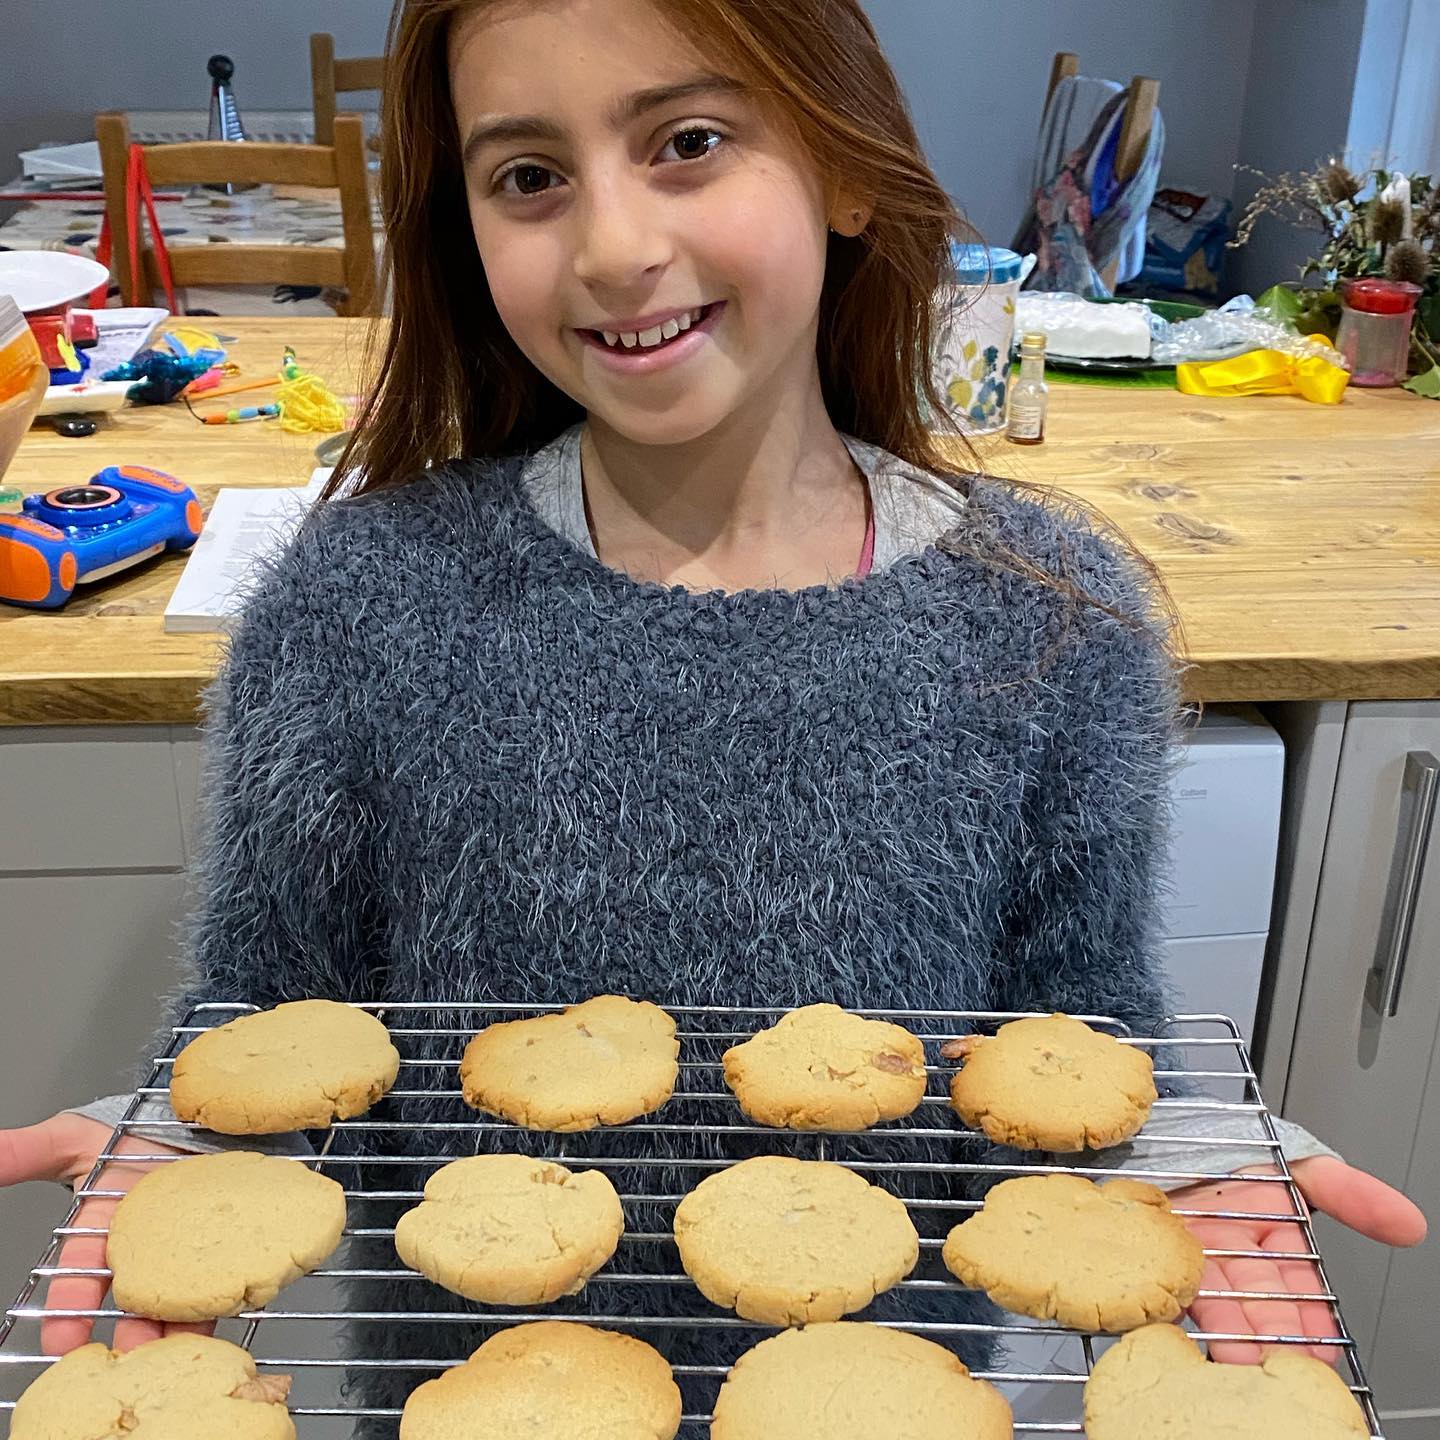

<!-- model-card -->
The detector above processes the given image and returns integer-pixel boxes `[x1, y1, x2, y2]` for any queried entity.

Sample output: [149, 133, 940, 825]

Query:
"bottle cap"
[1020, 331, 1047, 349]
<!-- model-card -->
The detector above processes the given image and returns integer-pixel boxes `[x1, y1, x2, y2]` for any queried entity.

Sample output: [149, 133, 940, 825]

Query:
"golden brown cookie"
[11, 1334, 294, 1440]
[398, 1321, 681, 1440]
[170, 999, 400, 1133]
[460, 995, 679, 1132]
[107, 1151, 346, 1321]
[1084, 1324, 1369, 1439]
[722, 1004, 928, 1131]
[672, 1156, 918, 1325]
[711, 1322, 1012, 1438]
[941, 1174, 1204, 1330]
[394, 1154, 624, 1304]
[947, 1013, 1156, 1151]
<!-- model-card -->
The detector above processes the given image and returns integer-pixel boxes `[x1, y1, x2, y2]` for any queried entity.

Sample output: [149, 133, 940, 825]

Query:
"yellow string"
[274, 348, 348, 434]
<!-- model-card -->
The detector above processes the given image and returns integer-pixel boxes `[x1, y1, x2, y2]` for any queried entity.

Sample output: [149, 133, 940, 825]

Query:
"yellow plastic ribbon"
[1176, 335, 1350, 405]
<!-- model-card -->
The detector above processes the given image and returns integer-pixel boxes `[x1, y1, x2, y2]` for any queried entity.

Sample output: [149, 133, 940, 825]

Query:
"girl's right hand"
[0, 1112, 214, 1355]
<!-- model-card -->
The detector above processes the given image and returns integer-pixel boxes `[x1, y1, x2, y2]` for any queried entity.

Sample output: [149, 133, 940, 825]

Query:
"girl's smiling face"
[449, 0, 849, 447]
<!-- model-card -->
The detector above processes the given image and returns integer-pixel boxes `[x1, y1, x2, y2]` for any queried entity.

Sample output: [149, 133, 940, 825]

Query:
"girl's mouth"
[578, 302, 725, 372]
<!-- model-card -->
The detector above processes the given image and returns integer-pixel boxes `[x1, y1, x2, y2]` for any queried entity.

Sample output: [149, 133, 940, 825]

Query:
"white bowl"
[0, 251, 112, 313]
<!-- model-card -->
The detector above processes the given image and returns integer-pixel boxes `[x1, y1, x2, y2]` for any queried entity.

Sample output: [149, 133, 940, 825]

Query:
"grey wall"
[0, 1, 393, 194]
[3, 0, 1257, 248]
[867, 0, 1260, 247]
[1229, 0, 1371, 295]
[1, 0, 1380, 293]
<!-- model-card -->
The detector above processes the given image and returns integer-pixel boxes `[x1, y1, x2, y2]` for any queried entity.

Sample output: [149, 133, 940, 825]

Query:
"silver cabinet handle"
[1365, 750, 1439, 1020]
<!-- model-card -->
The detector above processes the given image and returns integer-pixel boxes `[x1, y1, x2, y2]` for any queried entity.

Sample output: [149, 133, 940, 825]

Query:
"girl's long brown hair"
[331, 0, 1181, 673]
[331, 0, 976, 499]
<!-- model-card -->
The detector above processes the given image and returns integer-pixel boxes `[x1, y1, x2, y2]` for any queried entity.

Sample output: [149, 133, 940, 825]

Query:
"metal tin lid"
[950, 242, 1024, 286]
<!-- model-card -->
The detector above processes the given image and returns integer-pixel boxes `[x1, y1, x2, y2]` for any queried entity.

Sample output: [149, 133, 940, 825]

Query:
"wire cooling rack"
[0, 1004, 1384, 1438]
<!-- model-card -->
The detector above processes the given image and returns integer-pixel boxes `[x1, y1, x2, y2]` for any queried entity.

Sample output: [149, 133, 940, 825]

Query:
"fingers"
[40, 1202, 116, 1357]
[0, 1114, 106, 1188]
[1183, 1216, 1342, 1367]
[111, 1315, 165, 1352]
[40, 1139, 174, 1357]
[1260, 1224, 1340, 1364]
[1293, 1156, 1429, 1248]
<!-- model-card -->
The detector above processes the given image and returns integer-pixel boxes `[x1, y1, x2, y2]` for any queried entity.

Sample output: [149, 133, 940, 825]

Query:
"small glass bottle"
[1006, 331, 1049, 445]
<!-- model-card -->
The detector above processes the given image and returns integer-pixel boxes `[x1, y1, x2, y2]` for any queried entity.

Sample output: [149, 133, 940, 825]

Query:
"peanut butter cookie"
[399, 1322, 681, 1440]
[170, 999, 399, 1134]
[722, 1004, 927, 1130]
[947, 1013, 1156, 1151]
[1084, 1324, 1369, 1439]
[673, 1156, 918, 1325]
[942, 1174, 1204, 1330]
[712, 1323, 1012, 1439]
[461, 996, 679, 1132]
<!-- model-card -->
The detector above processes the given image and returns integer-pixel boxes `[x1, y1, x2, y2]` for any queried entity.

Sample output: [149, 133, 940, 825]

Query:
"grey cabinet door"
[1283, 701, 1440, 1433]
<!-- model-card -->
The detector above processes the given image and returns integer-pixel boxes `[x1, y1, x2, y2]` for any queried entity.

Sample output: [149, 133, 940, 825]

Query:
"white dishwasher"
[1158, 704, 1286, 1047]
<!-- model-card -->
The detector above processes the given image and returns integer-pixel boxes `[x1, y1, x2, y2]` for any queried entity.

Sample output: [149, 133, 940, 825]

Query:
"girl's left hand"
[1171, 1156, 1427, 1365]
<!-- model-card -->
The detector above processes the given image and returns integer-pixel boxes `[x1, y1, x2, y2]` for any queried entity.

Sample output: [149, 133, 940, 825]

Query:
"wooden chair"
[311, 33, 386, 147]
[95, 110, 378, 317]
[1044, 53, 1160, 291]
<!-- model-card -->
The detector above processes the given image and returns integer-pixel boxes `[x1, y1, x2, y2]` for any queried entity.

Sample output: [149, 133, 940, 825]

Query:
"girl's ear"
[828, 193, 874, 237]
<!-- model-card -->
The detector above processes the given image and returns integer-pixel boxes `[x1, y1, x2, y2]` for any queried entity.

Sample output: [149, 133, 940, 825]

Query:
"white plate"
[0, 252, 111, 314]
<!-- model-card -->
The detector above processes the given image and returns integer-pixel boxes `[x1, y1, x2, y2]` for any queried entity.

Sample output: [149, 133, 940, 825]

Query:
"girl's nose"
[572, 180, 672, 289]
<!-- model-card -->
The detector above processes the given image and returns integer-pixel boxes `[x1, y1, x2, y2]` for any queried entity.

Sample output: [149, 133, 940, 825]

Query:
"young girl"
[3, 0, 1423, 1424]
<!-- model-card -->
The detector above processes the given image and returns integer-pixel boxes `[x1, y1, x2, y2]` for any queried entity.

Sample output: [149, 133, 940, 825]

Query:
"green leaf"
[1257, 283, 1303, 321]
[1402, 362, 1440, 399]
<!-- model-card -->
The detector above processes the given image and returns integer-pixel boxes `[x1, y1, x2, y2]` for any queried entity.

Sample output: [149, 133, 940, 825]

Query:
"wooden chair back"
[1044, 52, 1160, 289]
[311, 32, 387, 147]
[95, 110, 378, 317]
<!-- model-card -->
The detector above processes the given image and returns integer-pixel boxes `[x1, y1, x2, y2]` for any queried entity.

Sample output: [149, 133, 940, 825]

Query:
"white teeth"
[599, 306, 709, 352]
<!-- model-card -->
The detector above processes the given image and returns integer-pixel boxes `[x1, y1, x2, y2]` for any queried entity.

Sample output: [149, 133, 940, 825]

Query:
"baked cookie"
[1084, 1324, 1369, 1439]
[170, 999, 400, 1133]
[399, 1321, 681, 1440]
[460, 995, 679, 1131]
[107, 1151, 346, 1321]
[722, 1003, 928, 1131]
[946, 1013, 1156, 1151]
[941, 1174, 1204, 1330]
[394, 1154, 624, 1304]
[11, 1334, 294, 1440]
[673, 1156, 918, 1325]
[711, 1322, 1012, 1439]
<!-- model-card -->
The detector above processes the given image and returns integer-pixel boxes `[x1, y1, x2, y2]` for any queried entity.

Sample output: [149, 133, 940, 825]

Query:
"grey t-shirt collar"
[520, 423, 966, 577]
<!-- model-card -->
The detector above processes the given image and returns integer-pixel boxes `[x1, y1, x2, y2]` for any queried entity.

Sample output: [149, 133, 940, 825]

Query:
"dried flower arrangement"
[1231, 159, 1440, 393]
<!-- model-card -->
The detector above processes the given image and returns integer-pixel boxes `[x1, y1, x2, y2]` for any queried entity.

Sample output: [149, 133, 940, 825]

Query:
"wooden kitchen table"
[2, 314, 1437, 725]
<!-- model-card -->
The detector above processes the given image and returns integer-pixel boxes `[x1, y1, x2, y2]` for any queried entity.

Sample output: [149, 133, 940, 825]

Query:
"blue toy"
[0, 465, 202, 609]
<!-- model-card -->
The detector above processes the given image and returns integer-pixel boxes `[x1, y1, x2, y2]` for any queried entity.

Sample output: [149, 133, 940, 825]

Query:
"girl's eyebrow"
[461, 73, 748, 166]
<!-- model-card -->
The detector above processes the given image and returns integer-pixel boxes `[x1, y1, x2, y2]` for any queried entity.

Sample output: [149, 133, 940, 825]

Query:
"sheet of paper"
[163, 485, 320, 634]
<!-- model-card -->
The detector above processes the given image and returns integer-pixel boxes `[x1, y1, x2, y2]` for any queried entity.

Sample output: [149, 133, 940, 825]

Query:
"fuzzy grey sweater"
[88, 446, 1326, 1425]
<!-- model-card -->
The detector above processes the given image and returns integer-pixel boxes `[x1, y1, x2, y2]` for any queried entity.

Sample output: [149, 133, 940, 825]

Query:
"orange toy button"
[0, 536, 55, 604]
[117, 464, 187, 494]
[185, 499, 204, 536]
[59, 552, 78, 591]
[0, 514, 65, 541]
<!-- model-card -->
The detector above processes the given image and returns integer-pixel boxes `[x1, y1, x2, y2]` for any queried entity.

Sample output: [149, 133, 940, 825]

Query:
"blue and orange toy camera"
[0, 464, 202, 609]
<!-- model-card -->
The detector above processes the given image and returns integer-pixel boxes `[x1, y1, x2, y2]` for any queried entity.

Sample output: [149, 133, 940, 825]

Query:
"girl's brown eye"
[667, 128, 721, 162]
[512, 165, 554, 195]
